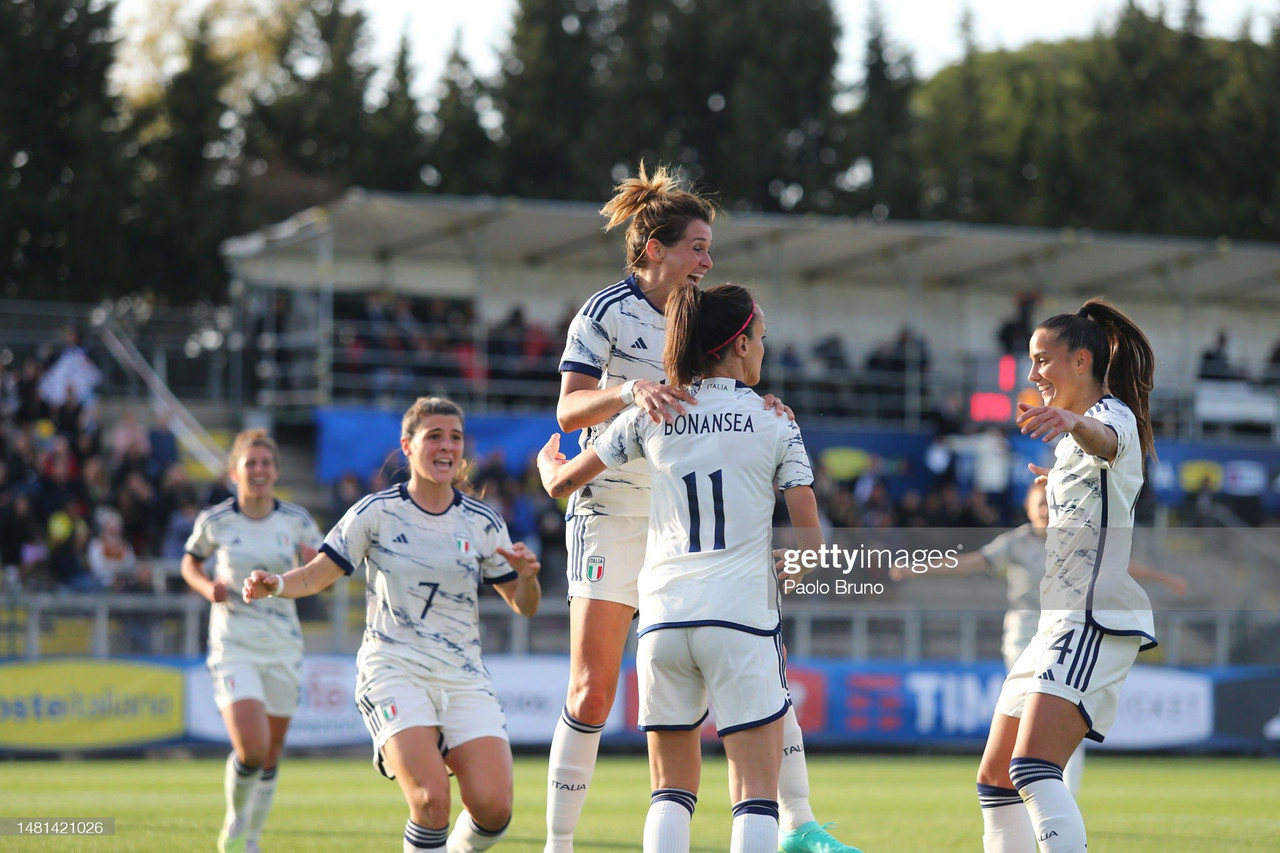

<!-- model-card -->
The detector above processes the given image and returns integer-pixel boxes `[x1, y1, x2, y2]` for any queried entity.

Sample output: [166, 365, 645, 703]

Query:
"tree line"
[2, 0, 1277, 303]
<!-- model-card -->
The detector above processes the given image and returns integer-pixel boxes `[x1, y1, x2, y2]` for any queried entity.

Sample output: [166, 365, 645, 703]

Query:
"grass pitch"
[0, 753, 1276, 851]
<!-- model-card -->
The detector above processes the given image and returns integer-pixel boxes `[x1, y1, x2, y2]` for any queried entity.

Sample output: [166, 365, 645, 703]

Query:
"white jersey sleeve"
[774, 418, 814, 490]
[558, 276, 668, 518]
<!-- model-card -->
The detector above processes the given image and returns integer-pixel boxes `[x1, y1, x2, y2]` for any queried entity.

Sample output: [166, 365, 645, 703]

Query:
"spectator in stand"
[88, 507, 149, 592]
[109, 411, 151, 469]
[331, 470, 366, 520]
[36, 438, 84, 521]
[147, 411, 180, 481]
[1263, 337, 1280, 386]
[47, 510, 98, 592]
[115, 469, 159, 557]
[15, 357, 47, 426]
[0, 362, 18, 420]
[161, 496, 200, 562]
[1198, 330, 1240, 380]
[1, 491, 47, 589]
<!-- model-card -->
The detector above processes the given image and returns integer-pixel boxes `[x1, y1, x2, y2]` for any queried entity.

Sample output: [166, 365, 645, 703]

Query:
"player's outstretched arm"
[494, 542, 542, 617]
[888, 551, 988, 581]
[537, 433, 609, 499]
[1128, 560, 1188, 596]
[242, 551, 344, 602]
[1016, 401, 1117, 461]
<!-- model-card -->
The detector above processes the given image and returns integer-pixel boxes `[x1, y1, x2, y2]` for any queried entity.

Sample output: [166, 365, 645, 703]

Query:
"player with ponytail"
[976, 298, 1158, 853]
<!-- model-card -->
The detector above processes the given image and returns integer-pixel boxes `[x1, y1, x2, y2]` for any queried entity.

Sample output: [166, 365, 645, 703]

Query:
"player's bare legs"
[1009, 694, 1089, 852]
[725, 719, 784, 853]
[976, 712, 1034, 853]
[447, 736, 515, 851]
[218, 700, 269, 852]
[544, 597, 635, 852]
[383, 726, 452, 852]
[643, 729, 701, 853]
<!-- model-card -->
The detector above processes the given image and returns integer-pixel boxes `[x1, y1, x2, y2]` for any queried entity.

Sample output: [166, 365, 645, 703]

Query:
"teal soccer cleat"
[778, 821, 864, 853]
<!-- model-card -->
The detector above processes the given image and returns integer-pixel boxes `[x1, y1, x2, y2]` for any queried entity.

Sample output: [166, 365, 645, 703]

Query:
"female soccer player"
[548, 163, 856, 853]
[182, 429, 323, 853]
[242, 397, 542, 853]
[540, 284, 827, 853]
[975, 299, 1158, 853]
[890, 480, 1184, 795]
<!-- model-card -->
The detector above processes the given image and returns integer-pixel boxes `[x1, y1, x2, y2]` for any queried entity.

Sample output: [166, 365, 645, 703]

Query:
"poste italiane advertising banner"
[0, 659, 184, 750]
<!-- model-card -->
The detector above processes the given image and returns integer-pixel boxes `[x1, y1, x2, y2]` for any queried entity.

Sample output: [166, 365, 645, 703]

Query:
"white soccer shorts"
[637, 626, 790, 736]
[565, 514, 647, 609]
[355, 668, 509, 779]
[209, 659, 301, 718]
[995, 613, 1142, 742]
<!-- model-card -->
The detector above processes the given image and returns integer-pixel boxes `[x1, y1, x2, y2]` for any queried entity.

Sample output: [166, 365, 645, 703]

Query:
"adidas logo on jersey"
[631, 336, 648, 349]
[392, 533, 409, 545]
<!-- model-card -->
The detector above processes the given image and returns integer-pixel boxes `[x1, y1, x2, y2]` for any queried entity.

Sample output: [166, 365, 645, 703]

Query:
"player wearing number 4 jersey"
[977, 299, 1159, 853]
[550, 163, 860, 853]
[243, 397, 541, 853]
[542, 284, 844, 853]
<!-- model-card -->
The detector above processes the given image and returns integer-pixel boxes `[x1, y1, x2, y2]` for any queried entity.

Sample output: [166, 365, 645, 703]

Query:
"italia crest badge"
[379, 699, 398, 722]
[456, 535, 471, 555]
[586, 555, 605, 582]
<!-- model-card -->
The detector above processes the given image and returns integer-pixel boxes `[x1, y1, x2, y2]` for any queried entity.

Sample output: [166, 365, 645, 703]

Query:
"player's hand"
[634, 380, 696, 424]
[1016, 402, 1080, 443]
[498, 542, 541, 579]
[209, 579, 229, 603]
[242, 569, 280, 602]
[1027, 462, 1051, 485]
[537, 433, 567, 491]
[298, 543, 318, 563]
[1164, 576, 1189, 596]
[761, 393, 796, 421]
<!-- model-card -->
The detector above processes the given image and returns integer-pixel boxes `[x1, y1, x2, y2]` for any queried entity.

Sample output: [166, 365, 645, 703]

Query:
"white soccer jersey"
[320, 485, 519, 689]
[1043, 394, 1155, 648]
[595, 377, 814, 636]
[980, 524, 1048, 662]
[558, 275, 668, 518]
[185, 498, 322, 666]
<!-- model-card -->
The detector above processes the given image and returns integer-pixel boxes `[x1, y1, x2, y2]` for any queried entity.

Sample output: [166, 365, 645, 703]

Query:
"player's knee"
[466, 788, 513, 831]
[405, 782, 451, 826]
[565, 682, 615, 726]
[975, 757, 1012, 788]
[237, 741, 269, 768]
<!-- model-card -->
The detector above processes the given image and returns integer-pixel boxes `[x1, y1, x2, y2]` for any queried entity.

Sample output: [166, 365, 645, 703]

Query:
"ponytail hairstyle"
[399, 396, 477, 494]
[228, 428, 279, 471]
[664, 284, 756, 388]
[1036, 298, 1156, 461]
[599, 161, 717, 272]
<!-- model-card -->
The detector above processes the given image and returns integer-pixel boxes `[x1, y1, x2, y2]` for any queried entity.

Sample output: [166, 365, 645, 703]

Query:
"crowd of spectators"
[0, 329, 225, 613]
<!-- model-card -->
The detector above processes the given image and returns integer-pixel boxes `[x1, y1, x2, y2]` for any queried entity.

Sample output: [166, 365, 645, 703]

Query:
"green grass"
[0, 753, 1277, 851]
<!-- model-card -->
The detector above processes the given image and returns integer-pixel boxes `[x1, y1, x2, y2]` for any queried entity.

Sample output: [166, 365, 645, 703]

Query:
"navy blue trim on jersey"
[398, 484, 464, 516]
[582, 280, 630, 318]
[230, 498, 283, 515]
[482, 570, 519, 586]
[637, 708, 710, 732]
[460, 494, 505, 531]
[590, 286, 633, 322]
[352, 486, 403, 516]
[637, 619, 783, 638]
[623, 274, 663, 315]
[320, 543, 356, 576]
[1082, 468, 1158, 650]
[717, 699, 791, 736]
[558, 359, 604, 378]
[1078, 701, 1105, 742]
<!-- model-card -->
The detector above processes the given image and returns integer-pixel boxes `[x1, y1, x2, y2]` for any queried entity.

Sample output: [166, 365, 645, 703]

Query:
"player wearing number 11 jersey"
[541, 285, 843, 853]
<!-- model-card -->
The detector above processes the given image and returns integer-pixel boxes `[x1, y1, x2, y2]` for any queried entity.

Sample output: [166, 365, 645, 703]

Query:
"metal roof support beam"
[374, 211, 510, 261]
[799, 234, 945, 281]
[943, 242, 1083, 288]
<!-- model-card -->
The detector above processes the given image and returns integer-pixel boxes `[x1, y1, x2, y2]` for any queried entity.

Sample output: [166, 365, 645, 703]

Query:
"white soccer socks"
[544, 707, 604, 851]
[977, 783, 1035, 852]
[221, 752, 261, 844]
[731, 799, 780, 853]
[776, 705, 817, 832]
[404, 819, 448, 852]
[244, 764, 278, 845]
[447, 810, 509, 853]
[1009, 757, 1087, 852]
[643, 789, 696, 853]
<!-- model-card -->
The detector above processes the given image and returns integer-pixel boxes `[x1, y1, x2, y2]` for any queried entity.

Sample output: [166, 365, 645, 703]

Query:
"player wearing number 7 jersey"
[540, 285, 836, 853]
[243, 397, 541, 853]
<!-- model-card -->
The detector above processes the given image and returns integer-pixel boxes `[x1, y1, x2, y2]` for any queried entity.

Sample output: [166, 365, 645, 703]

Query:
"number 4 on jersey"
[682, 469, 726, 553]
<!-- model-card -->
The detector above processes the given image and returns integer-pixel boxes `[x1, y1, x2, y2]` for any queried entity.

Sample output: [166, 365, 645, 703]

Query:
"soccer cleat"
[217, 820, 247, 853]
[778, 820, 864, 853]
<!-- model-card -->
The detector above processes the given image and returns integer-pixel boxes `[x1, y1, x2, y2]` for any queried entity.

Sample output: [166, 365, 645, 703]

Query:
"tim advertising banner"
[0, 659, 184, 750]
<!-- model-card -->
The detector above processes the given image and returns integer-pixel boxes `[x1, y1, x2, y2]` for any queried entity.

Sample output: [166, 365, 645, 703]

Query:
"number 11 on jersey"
[681, 469, 726, 553]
